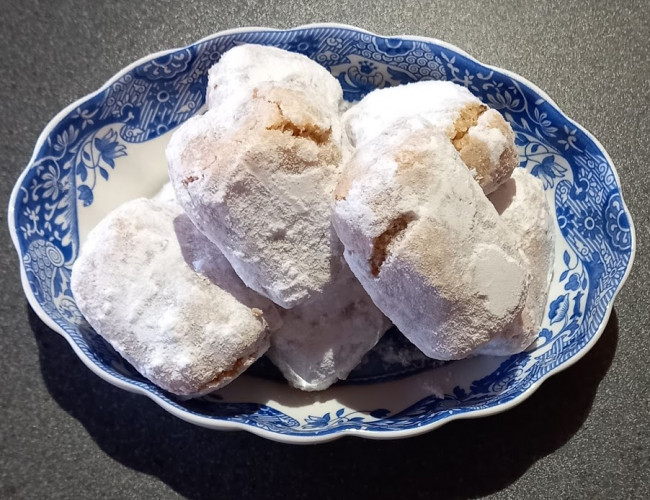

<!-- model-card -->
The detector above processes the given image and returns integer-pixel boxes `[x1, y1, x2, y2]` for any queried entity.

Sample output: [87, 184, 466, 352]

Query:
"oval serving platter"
[8, 24, 635, 443]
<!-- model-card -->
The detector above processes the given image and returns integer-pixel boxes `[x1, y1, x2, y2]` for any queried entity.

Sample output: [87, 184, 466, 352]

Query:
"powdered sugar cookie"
[343, 80, 517, 194]
[71, 198, 275, 397]
[333, 119, 529, 360]
[168, 79, 345, 308]
[267, 264, 391, 391]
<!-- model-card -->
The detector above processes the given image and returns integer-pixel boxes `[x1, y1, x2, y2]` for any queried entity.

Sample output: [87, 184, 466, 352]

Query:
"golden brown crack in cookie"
[343, 80, 518, 194]
[333, 119, 529, 360]
[167, 47, 345, 309]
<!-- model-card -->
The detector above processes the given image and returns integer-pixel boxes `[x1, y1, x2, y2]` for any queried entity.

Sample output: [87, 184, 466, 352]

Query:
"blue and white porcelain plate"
[8, 24, 635, 443]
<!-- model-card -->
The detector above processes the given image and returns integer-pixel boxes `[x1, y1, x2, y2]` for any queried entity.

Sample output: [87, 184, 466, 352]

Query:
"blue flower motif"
[38, 160, 67, 200]
[486, 89, 521, 110]
[530, 155, 567, 188]
[77, 185, 94, 207]
[577, 208, 600, 239]
[453, 386, 467, 400]
[153, 81, 179, 111]
[539, 328, 553, 342]
[373, 38, 415, 56]
[604, 192, 632, 252]
[303, 412, 331, 428]
[94, 129, 127, 168]
[359, 60, 376, 75]
[556, 205, 576, 237]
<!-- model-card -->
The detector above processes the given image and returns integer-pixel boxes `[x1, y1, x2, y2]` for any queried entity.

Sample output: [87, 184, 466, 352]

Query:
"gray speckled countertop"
[1, 1, 648, 498]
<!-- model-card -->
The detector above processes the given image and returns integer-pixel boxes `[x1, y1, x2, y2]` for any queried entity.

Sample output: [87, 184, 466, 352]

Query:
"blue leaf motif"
[77, 185, 94, 207]
[559, 269, 569, 282]
[336, 408, 345, 418]
[564, 273, 581, 291]
[77, 163, 88, 182]
[571, 291, 584, 319]
[453, 386, 467, 400]
[52, 268, 65, 297]
[563, 250, 570, 266]
[514, 133, 527, 147]
[99, 167, 109, 181]
[548, 294, 569, 324]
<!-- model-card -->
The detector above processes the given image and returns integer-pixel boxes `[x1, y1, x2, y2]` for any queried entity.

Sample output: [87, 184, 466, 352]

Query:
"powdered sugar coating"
[168, 53, 345, 309]
[207, 44, 345, 124]
[333, 119, 529, 360]
[343, 80, 517, 194]
[478, 168, 555, 354]
[70, 198, 272, 397]
[174, 211, 283, 333]
[152, 181, 178, 206]
[154, 184, 387, 391]
[156, 185, 283, 330]
[344, 81, 474, 145]
[267, 264, 391, 391]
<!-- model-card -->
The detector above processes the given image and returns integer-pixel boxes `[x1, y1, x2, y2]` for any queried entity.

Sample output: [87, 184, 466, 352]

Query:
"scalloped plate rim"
[7, 23, 636, 444]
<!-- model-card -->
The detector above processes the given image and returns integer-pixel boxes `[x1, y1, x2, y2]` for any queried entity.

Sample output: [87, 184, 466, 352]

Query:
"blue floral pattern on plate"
[9, 25, 634, 441]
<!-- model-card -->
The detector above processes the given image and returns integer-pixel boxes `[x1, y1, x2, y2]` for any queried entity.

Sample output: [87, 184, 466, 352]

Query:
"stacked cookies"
[71, 44, 554, 396]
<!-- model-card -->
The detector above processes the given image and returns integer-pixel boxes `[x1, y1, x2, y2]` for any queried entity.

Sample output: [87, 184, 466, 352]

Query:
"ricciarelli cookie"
[343, 80, 518, 194]
[333, 119, 529, 360]
[71, 198, 277, 397]
[167, 70, 345, 308]
[267, 264, 391, 391]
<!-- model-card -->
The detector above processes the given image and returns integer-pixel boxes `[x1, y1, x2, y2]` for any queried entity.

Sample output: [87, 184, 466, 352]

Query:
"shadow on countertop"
[29, 305, 619, 500]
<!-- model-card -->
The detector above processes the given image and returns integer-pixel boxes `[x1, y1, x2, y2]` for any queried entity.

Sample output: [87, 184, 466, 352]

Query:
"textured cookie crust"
[334, 119, 529, 360]
[206, 44, 346, 122]
[168, 46, 346, 308]
[478, 168, 555, 355]
[71, 198, 273, 397]
[267, 263, 391, 391]
[343, 80, 517, 194]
